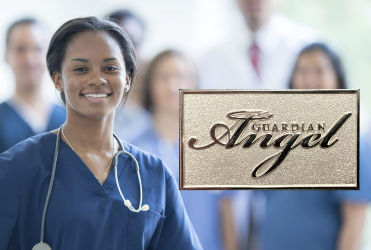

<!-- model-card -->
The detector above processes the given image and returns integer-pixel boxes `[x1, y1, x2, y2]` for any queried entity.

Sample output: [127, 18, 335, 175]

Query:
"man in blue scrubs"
[0, 18, 66, 154]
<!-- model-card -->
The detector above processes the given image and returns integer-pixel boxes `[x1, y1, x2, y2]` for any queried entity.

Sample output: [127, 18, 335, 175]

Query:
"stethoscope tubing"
[39, 125, 62, 243]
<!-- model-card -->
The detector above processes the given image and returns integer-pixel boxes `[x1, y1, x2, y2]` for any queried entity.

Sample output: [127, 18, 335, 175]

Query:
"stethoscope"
[33, 125, 149, 250]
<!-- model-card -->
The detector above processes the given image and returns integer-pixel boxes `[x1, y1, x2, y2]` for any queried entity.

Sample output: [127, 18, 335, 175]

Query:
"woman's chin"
[78, 108, 115, 122]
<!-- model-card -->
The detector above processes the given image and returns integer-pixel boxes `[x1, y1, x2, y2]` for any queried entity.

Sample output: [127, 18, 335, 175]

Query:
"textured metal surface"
[179, 89, 359, 190]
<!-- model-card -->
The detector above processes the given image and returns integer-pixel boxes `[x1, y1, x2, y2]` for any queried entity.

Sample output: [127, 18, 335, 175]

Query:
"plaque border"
[179, 89, 360, 190]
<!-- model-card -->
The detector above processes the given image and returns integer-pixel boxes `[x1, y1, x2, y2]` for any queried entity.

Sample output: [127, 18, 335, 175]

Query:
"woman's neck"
[153, 109, 179, 144]
[62, 110, 116, 155]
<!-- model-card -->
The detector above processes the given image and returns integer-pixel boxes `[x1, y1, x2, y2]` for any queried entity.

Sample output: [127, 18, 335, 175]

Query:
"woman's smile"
[80, 91, 113, 104]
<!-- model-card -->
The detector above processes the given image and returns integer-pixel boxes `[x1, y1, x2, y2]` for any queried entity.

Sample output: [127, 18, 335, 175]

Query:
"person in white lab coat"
[199, 0, 319, 90]
[199, 1, 319, 249]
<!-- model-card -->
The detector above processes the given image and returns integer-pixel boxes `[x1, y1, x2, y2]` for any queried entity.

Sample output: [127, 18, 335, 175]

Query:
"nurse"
[261, 43, 371, 250]
[0, 18, 66, 154]
[0, 17, 202, 250]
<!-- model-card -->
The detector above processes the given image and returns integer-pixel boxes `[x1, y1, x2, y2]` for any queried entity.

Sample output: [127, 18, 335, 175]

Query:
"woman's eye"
[105, 66, 118, 71]
[73, 67, 87, 72]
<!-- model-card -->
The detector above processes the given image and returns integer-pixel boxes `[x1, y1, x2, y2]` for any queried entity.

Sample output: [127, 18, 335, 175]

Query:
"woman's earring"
[124, 85, 130, 92]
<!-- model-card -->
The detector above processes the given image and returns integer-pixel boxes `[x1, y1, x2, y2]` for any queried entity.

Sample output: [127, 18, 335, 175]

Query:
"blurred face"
[151, 54, 197, 114]
[53, 31, 130, 121]
[292, 50, 339, 89]
[237, 0, 277, 29]
[119, 18, 144, 53]
[5, 24, 47, 90]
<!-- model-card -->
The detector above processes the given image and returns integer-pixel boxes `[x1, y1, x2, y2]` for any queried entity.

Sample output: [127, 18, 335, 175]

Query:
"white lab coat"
[198, 13, 320, 90]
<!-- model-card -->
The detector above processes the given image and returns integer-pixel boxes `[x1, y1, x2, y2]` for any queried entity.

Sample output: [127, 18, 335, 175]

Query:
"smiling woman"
[46, 18, 136, 115]
[52, 31, 129, 119]
[0, 17, 202, 250]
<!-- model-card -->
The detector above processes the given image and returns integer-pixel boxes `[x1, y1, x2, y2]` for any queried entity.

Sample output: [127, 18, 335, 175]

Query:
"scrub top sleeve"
[156, 170, 203, 250]
[333, 139, 371, 203]
[0, 158, 19, 249]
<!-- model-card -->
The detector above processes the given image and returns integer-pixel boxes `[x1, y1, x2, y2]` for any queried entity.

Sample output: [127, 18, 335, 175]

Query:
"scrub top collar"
[48, 132, 132, 207]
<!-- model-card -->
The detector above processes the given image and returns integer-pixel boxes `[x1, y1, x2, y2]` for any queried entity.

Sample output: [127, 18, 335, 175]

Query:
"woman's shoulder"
[0, 132, 55, 171]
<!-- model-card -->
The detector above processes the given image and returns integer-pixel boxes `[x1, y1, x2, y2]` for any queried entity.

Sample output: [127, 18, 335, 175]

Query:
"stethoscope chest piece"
[32, 242, 52, 250]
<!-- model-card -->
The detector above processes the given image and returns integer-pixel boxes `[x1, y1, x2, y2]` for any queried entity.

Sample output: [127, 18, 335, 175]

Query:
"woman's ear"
[52, 71, 63, 91]
[125, 74, 131, 92]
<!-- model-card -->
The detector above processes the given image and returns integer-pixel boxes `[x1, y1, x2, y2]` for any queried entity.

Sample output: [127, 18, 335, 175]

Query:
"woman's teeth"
[83, 94, 108, 98]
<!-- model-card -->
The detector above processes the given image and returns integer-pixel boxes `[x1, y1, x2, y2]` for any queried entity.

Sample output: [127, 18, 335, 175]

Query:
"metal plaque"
[179, 89, 359, 190]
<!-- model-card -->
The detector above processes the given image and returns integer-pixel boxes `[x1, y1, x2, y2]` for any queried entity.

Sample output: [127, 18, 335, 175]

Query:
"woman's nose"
[86, 69, 107, 86]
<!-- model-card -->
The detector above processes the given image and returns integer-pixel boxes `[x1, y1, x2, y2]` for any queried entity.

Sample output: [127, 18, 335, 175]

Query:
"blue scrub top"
[0, 101, 66, 154]
[127, 125, 232, 250]
[0, 132, 202, 250]
[261, 139, 371, 250]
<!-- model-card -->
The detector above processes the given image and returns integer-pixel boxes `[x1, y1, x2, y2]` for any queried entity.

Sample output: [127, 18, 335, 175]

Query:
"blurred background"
[0, 0, 370, 249]
[2, 0, 371, 106]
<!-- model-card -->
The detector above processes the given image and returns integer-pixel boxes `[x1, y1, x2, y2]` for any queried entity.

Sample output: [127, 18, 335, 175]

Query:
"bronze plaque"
[179, 90, 359, 190]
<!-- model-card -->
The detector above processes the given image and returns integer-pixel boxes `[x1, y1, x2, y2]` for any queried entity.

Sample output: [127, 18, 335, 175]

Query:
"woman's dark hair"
[46, 16, 137, 108]
[142, 49, 198, 113]
[289, 42, 347, 89]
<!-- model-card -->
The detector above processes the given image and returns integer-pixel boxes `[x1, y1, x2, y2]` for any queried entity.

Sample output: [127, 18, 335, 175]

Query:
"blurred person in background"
[199, 0, 319, 90]
[108, 9, 145, 55]
[127, 49, 242, 250]
[261, 43, 371, 250]
[107, 9, 151, 138]
[288, 43, 346, 89]
[0, 18, 66, 154]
